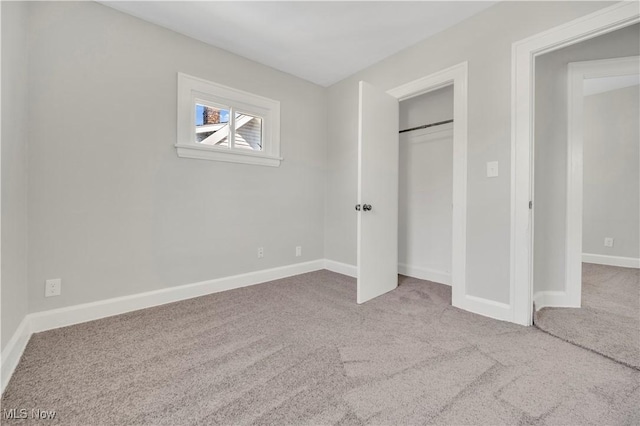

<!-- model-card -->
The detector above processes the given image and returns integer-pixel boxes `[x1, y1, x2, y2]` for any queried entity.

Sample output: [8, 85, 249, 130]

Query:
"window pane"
[234, 112, 263, 151]
[195, 104, 230, 147]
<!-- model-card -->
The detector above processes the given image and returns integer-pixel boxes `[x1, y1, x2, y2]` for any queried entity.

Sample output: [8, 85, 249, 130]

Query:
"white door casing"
[511, 2, 639, 325]
[357, 81, 399, 304]
[388, 62, 472, 316]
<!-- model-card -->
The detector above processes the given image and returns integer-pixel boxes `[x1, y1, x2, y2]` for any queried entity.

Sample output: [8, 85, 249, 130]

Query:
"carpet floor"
[534, 263, 640, 370]
[2, 270, 639, 425]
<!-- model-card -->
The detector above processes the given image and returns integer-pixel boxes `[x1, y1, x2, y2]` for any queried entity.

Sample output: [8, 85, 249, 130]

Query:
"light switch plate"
[487, 161, 499, 178]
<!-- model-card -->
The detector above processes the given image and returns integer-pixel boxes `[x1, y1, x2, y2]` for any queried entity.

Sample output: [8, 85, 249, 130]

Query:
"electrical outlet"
[604, 237, 614, 248]
[45, 279, 62, 297]
[295, 246, 302, 257]
[257, 247, 264, 258]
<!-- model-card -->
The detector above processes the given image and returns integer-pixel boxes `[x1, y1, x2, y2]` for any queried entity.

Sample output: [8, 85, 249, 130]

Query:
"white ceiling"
[583, 74, 640, 97]
[100, 1, 497, 87]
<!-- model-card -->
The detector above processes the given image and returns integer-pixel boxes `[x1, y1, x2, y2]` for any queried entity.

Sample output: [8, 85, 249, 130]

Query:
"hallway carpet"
[2, 270, 639, 425]
[535, 263, 640, 370]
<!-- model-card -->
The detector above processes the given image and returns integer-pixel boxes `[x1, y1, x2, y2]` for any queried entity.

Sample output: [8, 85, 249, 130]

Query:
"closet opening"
[398, 85, 454, 299]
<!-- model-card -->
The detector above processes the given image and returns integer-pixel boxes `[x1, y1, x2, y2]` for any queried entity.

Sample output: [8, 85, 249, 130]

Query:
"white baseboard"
[533, 290, 578, 311]
[29, 259, 325, 334]
[582, 253, 640, 268]
[1, 259, 325, 394]
[324, 259, 357, 278]
[398, 263, 451, 285]
[455, 294, 513, 323]
[310, 260, 510, 323]
[0, 257, 518, 394]
[323, 260, 453, 286]
[1, 317, 31, 394]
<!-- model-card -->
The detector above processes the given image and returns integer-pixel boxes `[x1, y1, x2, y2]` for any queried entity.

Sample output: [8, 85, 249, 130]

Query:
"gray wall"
[583, 85, 639, 258]
[534, 24, 640, 294]
[399, 85, 454, 131]
[1, 1, 29, 350]
[3, 1, 634, 337]
[26, 1, 327, 313]
[399, 87, 453, 278]
[325, 1, 613, 305]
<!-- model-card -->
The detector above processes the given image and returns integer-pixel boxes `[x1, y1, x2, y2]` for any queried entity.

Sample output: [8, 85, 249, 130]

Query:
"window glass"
[195, 104, 230, 147]
[234, 112, 263, 151]
[177, 73, 281, 166]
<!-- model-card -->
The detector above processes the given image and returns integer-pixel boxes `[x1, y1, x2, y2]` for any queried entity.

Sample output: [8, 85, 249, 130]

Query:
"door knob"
[355, 204, 361, 211]
[363, 204, 372, 211]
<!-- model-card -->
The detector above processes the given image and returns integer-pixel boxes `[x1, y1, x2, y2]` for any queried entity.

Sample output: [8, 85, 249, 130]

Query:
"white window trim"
[175, 72, 282, 167]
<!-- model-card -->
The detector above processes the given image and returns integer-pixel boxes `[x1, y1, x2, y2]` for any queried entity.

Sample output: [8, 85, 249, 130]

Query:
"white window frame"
[175, 72, 281, 167]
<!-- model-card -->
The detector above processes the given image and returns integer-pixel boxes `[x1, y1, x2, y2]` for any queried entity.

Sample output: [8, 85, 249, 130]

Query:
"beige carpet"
[2, 270, 639, 425]
[535, 263, 640, 370]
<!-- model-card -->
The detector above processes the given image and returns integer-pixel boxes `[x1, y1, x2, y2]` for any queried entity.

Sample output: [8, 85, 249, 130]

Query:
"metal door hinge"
[529, 201, 533, 209]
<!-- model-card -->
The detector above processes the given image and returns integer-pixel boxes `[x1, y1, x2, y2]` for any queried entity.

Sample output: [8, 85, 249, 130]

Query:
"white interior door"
[357, 81, 399, 304]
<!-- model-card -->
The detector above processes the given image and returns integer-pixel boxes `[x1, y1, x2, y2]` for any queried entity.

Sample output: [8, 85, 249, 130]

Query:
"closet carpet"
[2, 270, 639, 425]
[535, 263, 640, 370]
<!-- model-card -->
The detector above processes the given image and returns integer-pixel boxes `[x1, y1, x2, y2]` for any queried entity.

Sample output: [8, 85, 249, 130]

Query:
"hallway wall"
[533, 24, 639, 294]
[583, 85, 639, 259]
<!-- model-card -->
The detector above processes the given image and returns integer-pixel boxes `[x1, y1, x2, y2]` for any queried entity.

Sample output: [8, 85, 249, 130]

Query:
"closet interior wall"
[398, 86, 455, 285]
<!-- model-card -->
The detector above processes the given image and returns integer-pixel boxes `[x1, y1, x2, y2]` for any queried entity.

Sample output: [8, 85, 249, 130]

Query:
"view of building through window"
[195, 104, 262, 150]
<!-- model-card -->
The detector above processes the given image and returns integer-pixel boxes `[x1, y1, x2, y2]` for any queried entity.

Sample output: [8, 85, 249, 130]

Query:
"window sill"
[175, 143, 282, 167]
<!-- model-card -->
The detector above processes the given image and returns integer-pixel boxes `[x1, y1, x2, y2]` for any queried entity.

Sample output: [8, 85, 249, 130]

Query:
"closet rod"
[399, 119, 453, 134]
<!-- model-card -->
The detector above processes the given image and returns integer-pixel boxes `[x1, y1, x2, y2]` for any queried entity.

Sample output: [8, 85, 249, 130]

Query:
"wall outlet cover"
[45, 279, 62, 297]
